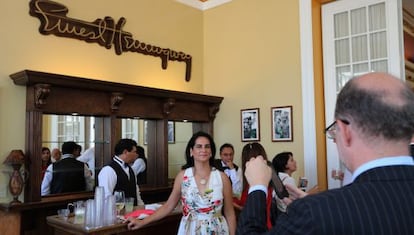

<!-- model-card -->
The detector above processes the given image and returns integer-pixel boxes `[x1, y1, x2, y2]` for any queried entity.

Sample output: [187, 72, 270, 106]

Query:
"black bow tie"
[222, 166, 230, 170]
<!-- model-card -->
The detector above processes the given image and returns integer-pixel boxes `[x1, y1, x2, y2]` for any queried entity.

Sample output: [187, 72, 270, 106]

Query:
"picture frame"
[168, 121, 175, 144]
[241, 108, 260, 142]
[144, 120, 175, 144]
[271, 106, 293, 142]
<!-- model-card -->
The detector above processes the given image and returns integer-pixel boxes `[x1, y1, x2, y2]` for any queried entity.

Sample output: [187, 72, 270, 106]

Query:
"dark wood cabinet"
[1, 70, 222, 234]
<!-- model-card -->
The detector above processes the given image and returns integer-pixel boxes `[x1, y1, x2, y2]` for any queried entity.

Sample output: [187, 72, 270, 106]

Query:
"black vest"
[109, 160, 138, 206]
[51, 157, 86, 194]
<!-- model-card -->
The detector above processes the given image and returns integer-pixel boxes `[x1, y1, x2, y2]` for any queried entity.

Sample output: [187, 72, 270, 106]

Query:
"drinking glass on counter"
[114, 190, 125, 215]
[125, 197, 134, 214]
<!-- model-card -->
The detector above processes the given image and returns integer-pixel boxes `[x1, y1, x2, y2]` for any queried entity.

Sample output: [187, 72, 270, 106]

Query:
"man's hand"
[244, 155, 271, 187]
[225, 160, 235, 169]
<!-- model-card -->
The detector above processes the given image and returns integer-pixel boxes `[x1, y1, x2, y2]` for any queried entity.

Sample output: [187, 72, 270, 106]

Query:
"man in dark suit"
[237, 72, 414, 235]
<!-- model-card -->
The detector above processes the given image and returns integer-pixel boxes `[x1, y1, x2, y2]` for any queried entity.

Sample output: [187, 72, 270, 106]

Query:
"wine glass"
[114, 190, 125, 216]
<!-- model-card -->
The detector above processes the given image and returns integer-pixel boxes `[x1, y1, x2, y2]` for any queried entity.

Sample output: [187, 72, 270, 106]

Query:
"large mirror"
[41, 114, 105, 196]
[167, 121, 193, 179]
[11, 70, 222, 203]
[119, 118, 195, 183]
[41, 115, 198, 196]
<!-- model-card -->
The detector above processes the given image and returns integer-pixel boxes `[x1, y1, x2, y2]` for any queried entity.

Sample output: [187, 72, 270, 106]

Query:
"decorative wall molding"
[176, 0, 231, 11]
[163, 98, 176, 117]
[34, 84, 51, 108]
[110, 92, 124, 111]
[29, 0, 192, 81]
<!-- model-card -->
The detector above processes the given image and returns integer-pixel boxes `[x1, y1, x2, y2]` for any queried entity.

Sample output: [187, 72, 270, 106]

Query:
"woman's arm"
[221, 172, 236, 235]
[127, 170, 183, 230]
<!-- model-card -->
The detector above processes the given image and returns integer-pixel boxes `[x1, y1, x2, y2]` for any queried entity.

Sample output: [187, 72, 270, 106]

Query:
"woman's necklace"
[194, 168, 210, 185]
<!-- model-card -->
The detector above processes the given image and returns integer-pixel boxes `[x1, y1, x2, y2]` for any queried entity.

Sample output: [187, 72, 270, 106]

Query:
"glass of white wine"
[114, 190, 125, 216]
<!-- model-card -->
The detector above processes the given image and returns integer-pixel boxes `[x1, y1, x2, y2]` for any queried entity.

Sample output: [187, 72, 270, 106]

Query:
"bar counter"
[47, 205, 181, 235]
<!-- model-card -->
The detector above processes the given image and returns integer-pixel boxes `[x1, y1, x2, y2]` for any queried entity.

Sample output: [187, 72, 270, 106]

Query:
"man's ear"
[338, 120, 352, 147]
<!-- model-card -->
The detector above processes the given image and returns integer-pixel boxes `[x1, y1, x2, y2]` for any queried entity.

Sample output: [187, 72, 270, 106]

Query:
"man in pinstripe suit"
[237, 72, 414, 235]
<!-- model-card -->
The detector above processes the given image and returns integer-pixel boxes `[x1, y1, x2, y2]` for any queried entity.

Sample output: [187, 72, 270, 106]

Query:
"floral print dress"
[177, 167, 229, 235]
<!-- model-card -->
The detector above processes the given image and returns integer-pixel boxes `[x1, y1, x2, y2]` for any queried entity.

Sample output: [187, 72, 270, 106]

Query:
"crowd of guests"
[43, 72, 414, 234]
[40, 140, 147, 198]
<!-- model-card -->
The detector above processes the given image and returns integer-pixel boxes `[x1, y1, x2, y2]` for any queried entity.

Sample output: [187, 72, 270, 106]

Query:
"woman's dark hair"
[136, 145, 146, 159]
[182, 131, 216, 169]
[272, 151, 293, 173]
[241, 142, 268, 190]
[41, 147, 52, 165]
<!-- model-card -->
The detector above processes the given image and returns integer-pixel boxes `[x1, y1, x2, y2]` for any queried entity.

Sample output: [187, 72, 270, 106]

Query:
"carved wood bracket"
[29, 0, 192, 81]
[163, 98, 176, 117]
[111, 92, 124, 112]
[209, 103, 220, 120]
[34, 84, 51, 108]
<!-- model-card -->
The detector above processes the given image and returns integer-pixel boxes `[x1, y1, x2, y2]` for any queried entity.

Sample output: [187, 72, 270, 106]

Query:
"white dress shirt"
[220, 161, 243, 197]
[131, 158, 146, 176]
[98, 156, 144, 205]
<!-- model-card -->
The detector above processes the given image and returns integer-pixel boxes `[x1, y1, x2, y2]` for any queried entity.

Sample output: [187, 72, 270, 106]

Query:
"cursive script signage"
[29, 0, 192, 81]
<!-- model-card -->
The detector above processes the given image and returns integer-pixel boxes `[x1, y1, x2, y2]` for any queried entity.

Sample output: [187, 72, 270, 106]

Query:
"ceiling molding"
[176, 0, 231, 11]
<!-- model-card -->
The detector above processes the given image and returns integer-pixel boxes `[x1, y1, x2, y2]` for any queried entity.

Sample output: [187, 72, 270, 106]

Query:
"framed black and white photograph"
[168, 121, 175, 144]
[241, 108, 260, 142]
[271, 106, 293, 142]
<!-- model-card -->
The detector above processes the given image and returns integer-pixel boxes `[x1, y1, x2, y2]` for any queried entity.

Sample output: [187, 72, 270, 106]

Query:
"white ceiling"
[175, 0, 231, 10]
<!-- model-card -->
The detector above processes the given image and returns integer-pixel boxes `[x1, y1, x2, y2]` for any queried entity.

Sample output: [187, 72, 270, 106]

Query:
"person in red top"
[233, 142, 274, 229]
[41, 147, 52, 179]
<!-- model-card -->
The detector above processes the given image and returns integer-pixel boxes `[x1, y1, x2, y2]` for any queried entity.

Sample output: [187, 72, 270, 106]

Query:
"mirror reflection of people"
[73, 144, 82, 158]
[98, 139, 144, 206]
[51, 148, 62, 162]
[41, 147, 52, 179]
[77, 146, 95, 178]
[131, 145, 147, 185]
[127, 131, 236, 234]
[41, 141, 93, 196]
[237, 72, 414, 234]
[214, 143, 242, 198]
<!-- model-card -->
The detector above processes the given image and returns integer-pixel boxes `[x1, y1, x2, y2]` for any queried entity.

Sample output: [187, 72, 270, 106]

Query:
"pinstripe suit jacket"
[237, 165, 414, 235]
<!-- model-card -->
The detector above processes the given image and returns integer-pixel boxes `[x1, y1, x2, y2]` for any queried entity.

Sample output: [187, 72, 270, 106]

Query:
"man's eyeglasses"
[325, 119, 350, 139]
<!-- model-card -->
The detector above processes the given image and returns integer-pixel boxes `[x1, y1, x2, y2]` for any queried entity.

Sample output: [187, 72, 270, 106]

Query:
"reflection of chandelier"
[3, 150, 27, 204]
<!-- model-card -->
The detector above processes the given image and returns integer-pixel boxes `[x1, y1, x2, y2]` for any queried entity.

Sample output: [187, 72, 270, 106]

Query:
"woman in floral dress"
[127, 131, 236, 235]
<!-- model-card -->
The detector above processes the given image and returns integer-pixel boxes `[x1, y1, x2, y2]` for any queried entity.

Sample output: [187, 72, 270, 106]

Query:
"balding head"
[335, 72, 414, 142]
[355, 72, 408, 107]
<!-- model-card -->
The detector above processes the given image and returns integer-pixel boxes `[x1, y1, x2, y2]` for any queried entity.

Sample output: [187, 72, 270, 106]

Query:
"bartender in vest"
[98, 138, 144, 206]
[41, 141, 93, 195]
